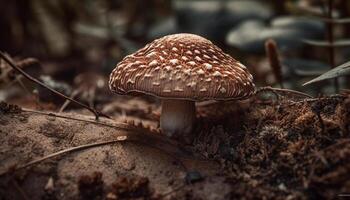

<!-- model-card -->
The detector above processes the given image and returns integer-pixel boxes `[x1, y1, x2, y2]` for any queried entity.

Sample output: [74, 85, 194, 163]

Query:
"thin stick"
[23, 108, 127, 129]
[59, 89, 80, 112]
[0, 52, 110, 120]
[0, 136, 194, 177]
[21, 108, 200, 159]
[15, 76, 32, 97]
[256, 86, 313, 98]
[0, 138, 127, 176]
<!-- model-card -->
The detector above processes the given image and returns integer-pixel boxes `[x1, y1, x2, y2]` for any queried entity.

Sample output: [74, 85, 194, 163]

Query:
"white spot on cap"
[197, 69, 205, 75]
[162, 51, 168, 56]
[170, 59, 178, 65]
[146, 52, 156, 58]
[181, 56, 188, 61]
[152, 82, 160, 86]
[200, 88, 207, 92]
[163, 89, 171, 93]
[145, 73, 153, 78]
[203, 63, 212, 70]
[205, 78, 211, 82]
[213, 55, 218, 60]
[187, 81, 196, 87]
[176, 65, 183, 69]
[184, 69, 191, 75]
[188, 61, 196, 66]
[203, 54, 210, 59]
[125, 55, 134, 59]
[149, 60, 158, 67]
[127, 79, 134, 84]
[195, 56, 202, 61]
[172, 47, 178, 52]
[213, 71, 222, 77]
[249, 74, 253, 80]
[238, 62, 247, 69]
[224, 71, 232, 75]
[135, 73, 142, 78]
[174, 86, 183, 91]
[164, 66, 171, 71]
[186, 50, 193, 55]
[159, 56, 165, 61]
[220, 87, 226, 93]
[194, 50, 200, 54]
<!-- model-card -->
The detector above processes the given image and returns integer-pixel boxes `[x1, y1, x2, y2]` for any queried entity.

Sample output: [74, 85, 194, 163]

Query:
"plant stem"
[326, 0, 339, 92]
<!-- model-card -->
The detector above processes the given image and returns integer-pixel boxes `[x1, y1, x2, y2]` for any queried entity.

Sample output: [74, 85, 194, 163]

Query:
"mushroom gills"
[160, 99, 196, 139]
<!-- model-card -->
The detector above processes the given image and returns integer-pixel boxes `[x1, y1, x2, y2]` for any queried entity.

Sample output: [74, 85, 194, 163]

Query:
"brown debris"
[78, 172, 104, 200]
[0, 101, 22, 114]
[109, 176, 155, 199]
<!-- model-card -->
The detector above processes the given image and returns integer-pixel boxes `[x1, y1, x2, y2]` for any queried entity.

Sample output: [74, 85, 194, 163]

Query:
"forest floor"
[0, 90, 349, 199]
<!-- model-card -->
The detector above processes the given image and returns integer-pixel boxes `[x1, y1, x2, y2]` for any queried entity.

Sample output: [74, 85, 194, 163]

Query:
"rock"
[226, 16, 325, 53]
[173, 0, 273, 42]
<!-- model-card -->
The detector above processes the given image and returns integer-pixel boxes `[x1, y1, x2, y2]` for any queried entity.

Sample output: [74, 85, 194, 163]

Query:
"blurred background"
[0, 0, 350, 105]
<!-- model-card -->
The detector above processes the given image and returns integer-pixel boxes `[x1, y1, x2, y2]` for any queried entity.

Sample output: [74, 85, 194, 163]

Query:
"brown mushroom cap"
[109, 33, 255, 101]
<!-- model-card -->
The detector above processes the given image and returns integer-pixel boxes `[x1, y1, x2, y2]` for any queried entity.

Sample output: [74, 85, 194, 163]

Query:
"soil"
[0, 92, 349, 199]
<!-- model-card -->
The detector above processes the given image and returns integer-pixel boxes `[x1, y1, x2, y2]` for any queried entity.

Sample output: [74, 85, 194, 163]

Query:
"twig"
[0, 52, 110, 120]
[23, 108, 138, 130]
[0, 138, 128, 176]
[58, 89, 80, 112]
[0, 134, 200, 177]
[0, 109, 216, 176]
[256, 86, 313, 98]
[15, 76, 32, 97]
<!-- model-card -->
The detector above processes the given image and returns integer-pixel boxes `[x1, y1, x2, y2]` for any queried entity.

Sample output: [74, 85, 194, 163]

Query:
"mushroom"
[109, 33, 255, 141]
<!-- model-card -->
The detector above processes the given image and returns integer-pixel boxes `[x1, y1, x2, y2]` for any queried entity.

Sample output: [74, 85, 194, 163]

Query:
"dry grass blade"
[306, 16, 350, 24]
[0, 138, 128, 176]
[303, 60, 350, 86]
[0, 128, 200, 177]
[302, 39, 350, 47]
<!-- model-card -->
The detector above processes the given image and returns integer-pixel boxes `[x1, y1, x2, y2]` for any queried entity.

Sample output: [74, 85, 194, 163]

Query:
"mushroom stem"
[160, 99, 196, 140]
